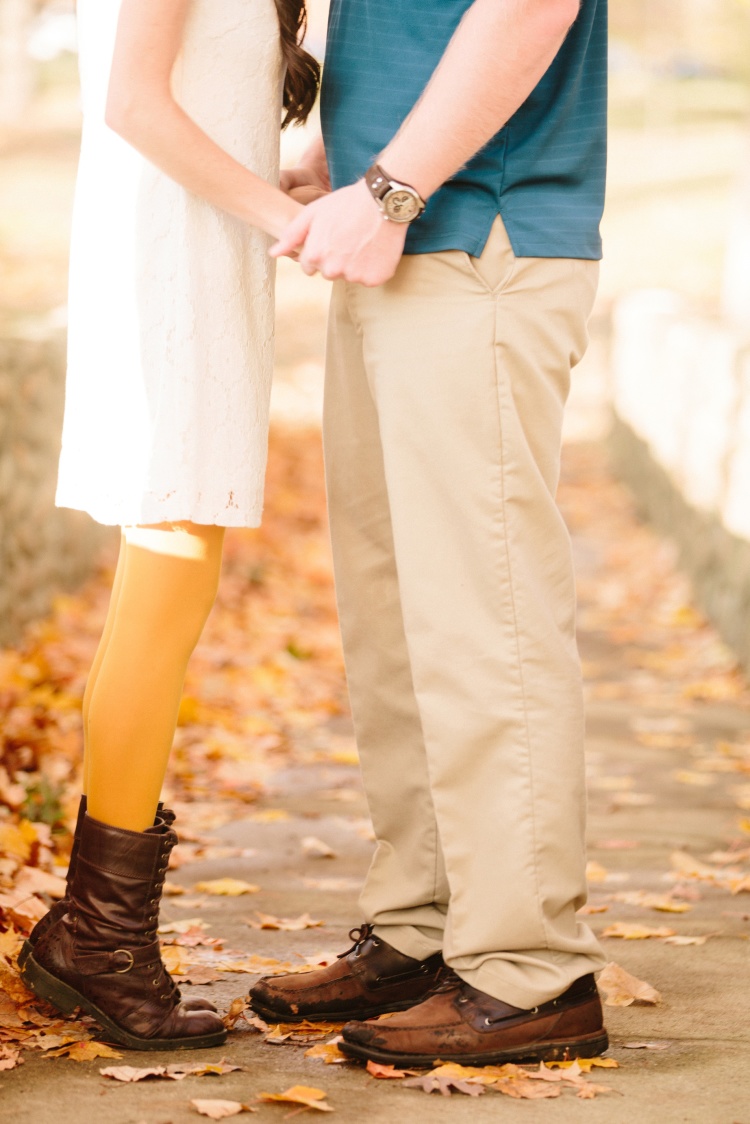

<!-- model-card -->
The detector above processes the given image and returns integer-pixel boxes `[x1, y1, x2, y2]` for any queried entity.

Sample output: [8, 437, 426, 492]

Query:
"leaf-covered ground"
[2, 429, 750, 1119]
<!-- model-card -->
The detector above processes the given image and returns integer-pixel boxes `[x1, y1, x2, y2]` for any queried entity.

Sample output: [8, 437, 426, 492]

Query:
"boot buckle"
[113, 949, 135, 973]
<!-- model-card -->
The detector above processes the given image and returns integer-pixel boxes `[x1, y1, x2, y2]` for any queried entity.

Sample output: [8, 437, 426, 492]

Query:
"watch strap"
[364, 163, 426, 219]
[365, 164, 394, 204]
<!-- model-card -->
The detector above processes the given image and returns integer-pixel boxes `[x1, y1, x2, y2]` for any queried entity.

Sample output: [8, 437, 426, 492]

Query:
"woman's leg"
[86, 521, 225, 831]
[81, 533, 128, 795]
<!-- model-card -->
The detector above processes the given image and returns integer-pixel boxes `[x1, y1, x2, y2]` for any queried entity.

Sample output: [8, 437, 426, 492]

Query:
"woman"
[20, 0, 321, 1051]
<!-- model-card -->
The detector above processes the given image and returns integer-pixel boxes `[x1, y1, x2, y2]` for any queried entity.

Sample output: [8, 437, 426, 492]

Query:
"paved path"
[3, 440, 750, 1124]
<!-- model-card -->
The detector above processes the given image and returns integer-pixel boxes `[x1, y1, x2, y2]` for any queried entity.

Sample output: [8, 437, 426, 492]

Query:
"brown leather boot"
[339, 970, 609, 1067]
[21, 814, 226, 1051]
[19, 802, 215, 1014]
[249, 924, 444, 1023]
[19, 794, 88, 970]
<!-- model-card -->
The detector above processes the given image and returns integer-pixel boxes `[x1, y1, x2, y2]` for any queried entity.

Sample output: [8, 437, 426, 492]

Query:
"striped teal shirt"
[320, 0, 608, 260]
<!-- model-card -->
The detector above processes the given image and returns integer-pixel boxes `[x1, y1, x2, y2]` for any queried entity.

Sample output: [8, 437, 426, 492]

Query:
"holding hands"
[276, 136, 408, 287]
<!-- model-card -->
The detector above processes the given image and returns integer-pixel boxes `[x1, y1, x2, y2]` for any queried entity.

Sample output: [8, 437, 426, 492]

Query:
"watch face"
[385, 189, 421, 222]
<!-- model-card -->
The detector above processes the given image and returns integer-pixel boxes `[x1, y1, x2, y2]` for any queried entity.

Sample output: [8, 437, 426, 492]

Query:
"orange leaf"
[257, 1085, 333, 1111]
[366, 1060, 411, 1079]
[46, 1040, 123, 1061]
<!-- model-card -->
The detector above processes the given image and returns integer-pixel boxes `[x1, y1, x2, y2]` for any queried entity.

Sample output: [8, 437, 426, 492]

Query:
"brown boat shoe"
[339, 969, 608, 1067]
[249, 924, 444, 1023]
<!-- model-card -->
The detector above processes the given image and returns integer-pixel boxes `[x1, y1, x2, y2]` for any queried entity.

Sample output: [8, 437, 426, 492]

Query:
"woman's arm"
[105, 0, 302, 239]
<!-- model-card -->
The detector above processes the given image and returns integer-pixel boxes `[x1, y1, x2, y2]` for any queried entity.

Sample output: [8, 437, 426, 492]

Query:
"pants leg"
[324, 282, 449, 959]
[325, 217, 605, 1007]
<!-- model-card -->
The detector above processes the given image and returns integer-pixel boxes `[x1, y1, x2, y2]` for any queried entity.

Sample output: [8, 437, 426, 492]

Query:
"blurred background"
[1, 0, 750, 660]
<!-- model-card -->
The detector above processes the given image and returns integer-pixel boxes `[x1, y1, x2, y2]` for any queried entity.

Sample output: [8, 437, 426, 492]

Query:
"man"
[250, 0, 609, 1067]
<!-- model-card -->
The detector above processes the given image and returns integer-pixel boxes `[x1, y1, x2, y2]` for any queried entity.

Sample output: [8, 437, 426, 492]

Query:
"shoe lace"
[431, 967, 463, 995]
[339, 923, 377, 959]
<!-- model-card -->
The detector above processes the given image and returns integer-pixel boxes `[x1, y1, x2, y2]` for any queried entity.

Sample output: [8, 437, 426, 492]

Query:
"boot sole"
[21, 953, 227, 1052]
[338, 1029, 610, 1068]
[250, 994, 433, 1025]
[18, 939, 32, 969]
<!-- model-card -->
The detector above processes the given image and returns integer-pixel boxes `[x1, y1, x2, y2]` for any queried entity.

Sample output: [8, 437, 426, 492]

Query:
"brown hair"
[274, 0, 321, 129]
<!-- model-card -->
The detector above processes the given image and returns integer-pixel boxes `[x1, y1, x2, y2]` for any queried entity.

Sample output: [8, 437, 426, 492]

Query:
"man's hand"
[270, 180, 408, 287]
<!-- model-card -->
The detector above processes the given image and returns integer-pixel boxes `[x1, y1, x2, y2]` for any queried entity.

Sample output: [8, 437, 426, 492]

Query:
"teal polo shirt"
[320, 0, 607, 260]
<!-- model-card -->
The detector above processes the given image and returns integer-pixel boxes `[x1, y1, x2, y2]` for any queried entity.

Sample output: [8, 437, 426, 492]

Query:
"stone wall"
[610, 290, 750, 668]
[0, 328, 111, 645]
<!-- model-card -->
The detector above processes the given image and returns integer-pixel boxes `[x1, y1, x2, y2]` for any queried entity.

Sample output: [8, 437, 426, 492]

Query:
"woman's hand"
[280, 133, 331, 199]
[287, 183, 331, 205]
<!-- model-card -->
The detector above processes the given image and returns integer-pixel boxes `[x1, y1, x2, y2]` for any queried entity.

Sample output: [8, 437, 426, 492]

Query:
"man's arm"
[273, 0, 581, 284]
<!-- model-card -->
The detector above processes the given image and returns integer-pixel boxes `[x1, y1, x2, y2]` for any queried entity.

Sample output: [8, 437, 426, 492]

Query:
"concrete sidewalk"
[3, 443, 750, 1123]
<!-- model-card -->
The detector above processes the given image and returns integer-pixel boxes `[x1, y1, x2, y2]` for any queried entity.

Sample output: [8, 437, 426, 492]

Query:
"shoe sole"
[18, 939, 32, 969]
[21, 953, 227, 1052]
[338, 1029, 610, 1068]
[250, 995, 431, 1025]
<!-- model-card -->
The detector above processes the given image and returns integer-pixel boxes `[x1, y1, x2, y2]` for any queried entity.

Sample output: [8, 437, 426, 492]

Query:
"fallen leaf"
[13, 866, 67, 900]
[100, 1065, 169, 1082]
[159, 917, 211, 935]
[426, 1062, 522, 1084]
[257, 1085, 333, 1112]
[191, 1100, 256, 1119]
[163, 881, 186, 896]
[161, 945, 192, 975]
[305, 1038, 348, 1065]
[245, 912, 324, 932]
[670, 850, 718, 881]
[403, 1074, 485, 1097]
[264, 1019, 344, 1045]
[250, 809, 290, 823]
[586, 861, 609, 883]
[188, 1062, 243, 1077]
[576, 1081, 613, 1099]
[366, 1060, 413, 1079]
[46, 1040, 123, 1061]
[301, 837, 336, 859]
[612, 890, 692, 914]
[544, 1058, 619, 1072]
[597, 962, 661, 1007]
[223, 999, 248, 1030]
[184, 966, 223, 985]
[663, 934, 714, 946]
[0, 1047, 23, 1071]
[193, 879, 260, 896]
[491, 1079, 560, 1099]
[602, 922, 677, 940]
[0, 959, 35, 1005]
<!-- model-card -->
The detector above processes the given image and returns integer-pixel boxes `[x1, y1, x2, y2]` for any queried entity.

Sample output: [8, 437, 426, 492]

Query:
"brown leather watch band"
[365, 164, 393, 203]
[364, 163, 426, 222]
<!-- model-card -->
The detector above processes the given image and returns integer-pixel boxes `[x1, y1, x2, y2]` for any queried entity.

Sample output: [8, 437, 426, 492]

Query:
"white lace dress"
[56, 0, 284, 527]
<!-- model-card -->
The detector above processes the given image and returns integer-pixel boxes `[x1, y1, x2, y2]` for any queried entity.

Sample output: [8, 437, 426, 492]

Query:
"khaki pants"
[323, 217, 606, 1008]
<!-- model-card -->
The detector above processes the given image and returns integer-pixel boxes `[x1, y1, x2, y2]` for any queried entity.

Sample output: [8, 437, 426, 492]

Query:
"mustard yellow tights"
[82, 522, 225, 831]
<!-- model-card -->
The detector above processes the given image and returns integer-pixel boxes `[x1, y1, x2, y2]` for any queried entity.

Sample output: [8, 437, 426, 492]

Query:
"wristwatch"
[364, 163, 426, 223]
